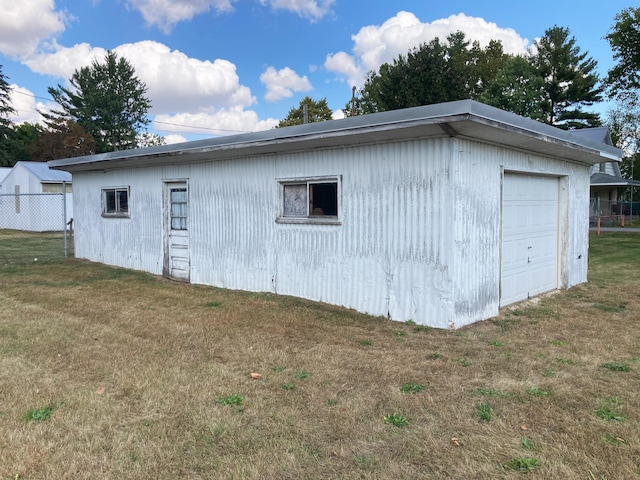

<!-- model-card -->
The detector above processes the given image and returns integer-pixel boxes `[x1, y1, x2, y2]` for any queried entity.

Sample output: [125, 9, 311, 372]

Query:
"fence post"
[597, 216, 600, 235]
[63, 181, 68, 258]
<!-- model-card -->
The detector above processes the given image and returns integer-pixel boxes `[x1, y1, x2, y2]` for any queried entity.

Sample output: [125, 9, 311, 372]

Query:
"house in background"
[49, 100, 622, 328]
[0, 161, 73, 232]
[0, 167, 10, 185]
[572, 127, 640, 222]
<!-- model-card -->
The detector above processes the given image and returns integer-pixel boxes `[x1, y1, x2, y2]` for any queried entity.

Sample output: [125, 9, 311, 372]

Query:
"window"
[102, 187, 129, 217]
[278, 177, 340, 224]
[170, 187, 188, 230]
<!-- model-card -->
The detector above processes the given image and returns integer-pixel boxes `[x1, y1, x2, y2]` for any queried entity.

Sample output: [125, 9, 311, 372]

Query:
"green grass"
[0, 229, 73, 264]
[22, 404, 56, 422]
[399, 382, 425, 394]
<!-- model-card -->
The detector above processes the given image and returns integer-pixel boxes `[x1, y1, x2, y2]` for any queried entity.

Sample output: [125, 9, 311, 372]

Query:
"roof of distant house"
[17, 161, 72, 183]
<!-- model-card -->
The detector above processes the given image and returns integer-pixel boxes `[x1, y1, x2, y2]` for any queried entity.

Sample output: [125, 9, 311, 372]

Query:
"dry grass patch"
[0, 232, 639, 479]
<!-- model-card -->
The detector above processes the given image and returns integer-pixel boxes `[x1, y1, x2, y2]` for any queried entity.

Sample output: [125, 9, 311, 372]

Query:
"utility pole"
[351, 86, 356, 116]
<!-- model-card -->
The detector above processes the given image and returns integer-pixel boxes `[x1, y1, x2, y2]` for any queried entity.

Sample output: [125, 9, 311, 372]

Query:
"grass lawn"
[0, 232, 639, 479]
[0, 229, 73, 264]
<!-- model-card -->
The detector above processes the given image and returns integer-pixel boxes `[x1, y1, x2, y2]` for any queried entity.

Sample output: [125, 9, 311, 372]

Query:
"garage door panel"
[501, 174, 559, 306]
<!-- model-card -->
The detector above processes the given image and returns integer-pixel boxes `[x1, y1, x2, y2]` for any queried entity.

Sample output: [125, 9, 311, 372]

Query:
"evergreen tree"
[278, 96, 333, 127]
[46, 51, 151, 153]
[0, 64, 17, 166]
[532, 26, 603, 128]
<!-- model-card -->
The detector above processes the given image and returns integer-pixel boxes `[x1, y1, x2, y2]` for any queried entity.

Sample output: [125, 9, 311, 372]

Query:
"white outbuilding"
[49, 100, 622, 328]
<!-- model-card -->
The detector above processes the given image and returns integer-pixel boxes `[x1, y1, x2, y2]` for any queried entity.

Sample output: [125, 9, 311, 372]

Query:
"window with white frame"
[102, 187, 129, 217]
[279, 177, 340, 223]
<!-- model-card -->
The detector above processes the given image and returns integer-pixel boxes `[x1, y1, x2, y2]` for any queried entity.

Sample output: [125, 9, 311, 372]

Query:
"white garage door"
[501, 174, 559, 306]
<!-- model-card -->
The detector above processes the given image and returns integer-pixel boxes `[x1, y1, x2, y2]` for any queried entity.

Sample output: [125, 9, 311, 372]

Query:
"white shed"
[49, 100, 622, 328]
[0, 161, 73, 232]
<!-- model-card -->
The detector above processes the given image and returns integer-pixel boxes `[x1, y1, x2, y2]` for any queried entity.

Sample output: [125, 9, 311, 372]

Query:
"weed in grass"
[327, 399, 337, 406]
[404, 320, 416, 326]
[601, 362, 630, 372]
[476, 403, 493, 422]
[394, 331, 408, 341]
[272, 366, 286, 372]
[593, 303, 626, 313]
[22, 404, 55, 422]
[281, 382, 296, 391]
[605, 397, 623, 406]
[352, 454, 376, 469]
[602, 434, 626, 446]
[216, 394, 243, 407]
[490, 316, 521, 332]
[556, 357, 574, 365]
[505, 457, 540, 472]
[294, 370, 310, 379]
[475, 388, 503, 397]
[427, 352, 442, 360]
[489, 340, 505, 347]
[383, 413, 409, 427]
[400, 383, 425, 394]
[205, 301, 222, 308]
[521, 438, 535, 450]
[548, 339, 567, 346]
[358, 339, 372, 346]
[542, 370, 557, 378]
[595, 407, 626, 422]
[412, 324, 432, 333]
[527, 386, 550, 398]
[454, 358, 472, 367]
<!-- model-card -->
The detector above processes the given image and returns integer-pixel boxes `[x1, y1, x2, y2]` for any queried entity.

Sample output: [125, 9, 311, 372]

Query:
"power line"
[9, 86, 255, 135]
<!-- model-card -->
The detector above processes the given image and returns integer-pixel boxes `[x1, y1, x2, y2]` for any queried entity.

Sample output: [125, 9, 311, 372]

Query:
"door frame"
[163, 179, 190, 280]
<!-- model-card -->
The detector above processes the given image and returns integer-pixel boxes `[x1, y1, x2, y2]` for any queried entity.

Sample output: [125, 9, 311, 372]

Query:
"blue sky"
[0, 0, 632, 143]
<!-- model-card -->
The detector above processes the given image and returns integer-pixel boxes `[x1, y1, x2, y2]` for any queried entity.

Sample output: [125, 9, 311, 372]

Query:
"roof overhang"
[48, 100, 623, 173]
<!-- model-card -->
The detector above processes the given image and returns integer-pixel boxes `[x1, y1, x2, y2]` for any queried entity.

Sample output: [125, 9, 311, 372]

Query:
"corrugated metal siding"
[71, 135, 590, 328]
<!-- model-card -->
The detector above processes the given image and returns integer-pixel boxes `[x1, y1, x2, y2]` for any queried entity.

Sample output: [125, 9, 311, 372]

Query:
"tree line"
[1, 7, 640, 181]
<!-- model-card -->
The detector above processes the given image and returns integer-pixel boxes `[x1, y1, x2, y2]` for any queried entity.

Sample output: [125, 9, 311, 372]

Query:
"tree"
[47, 51, 151, 153]
[278, 96, 333, 127]
[531, 26, 603, 128]
[607, 95, 640, 195]
[347, 32, 508, 115]
[28, 119, 96, 161]
[6, 122, 43, 163]
[0, 64, 18, 166]
[481, 56, 545, 120]
[605, 7, 640, 98]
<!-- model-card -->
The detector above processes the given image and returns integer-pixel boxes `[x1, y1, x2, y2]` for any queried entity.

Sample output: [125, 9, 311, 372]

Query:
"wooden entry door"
[164, 181, 190, 281]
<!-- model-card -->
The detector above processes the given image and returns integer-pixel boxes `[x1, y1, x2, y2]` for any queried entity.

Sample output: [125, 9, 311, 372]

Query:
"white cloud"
[325, 11, 531, 87]
[24, 42, 107, 80]
[260, 66, 312, 102]
[260, 0, 335, 22]
[154, 108, 278, 135]
[125, 0, 236, 33]
[324, 51, 361, 89]
[0, 0, 69, 58]
[21, 40, 269, 136]
[164, 134, 188, 145]
[114, 41, 255, 113]
[7, 85, 51, 125]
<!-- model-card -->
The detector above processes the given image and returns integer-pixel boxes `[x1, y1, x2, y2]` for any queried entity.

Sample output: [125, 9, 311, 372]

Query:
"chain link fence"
[590, 198, 640, 227]
[0, 192, 73, 264]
